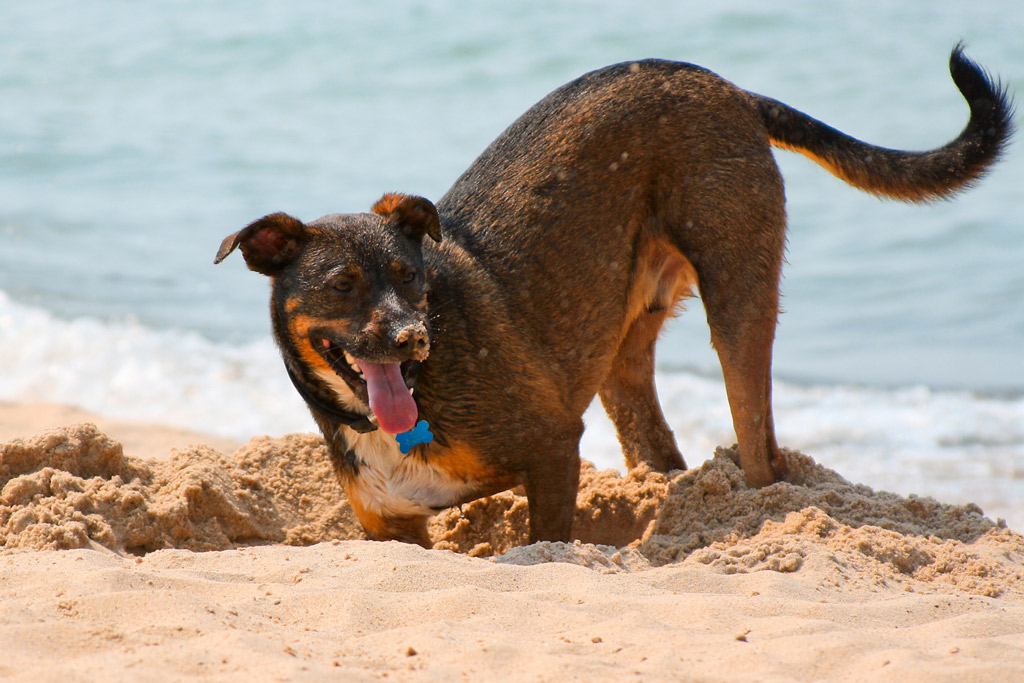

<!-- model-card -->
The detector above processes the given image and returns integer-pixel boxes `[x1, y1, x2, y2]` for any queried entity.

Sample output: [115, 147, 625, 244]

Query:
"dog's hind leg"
[706, 300, 786, 488]
[599, 309, 686, 472]
[690, 222, 788, 488]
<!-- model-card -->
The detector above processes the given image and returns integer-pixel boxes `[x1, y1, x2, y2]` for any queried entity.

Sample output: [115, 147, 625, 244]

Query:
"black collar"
[284, 363, 378, 434]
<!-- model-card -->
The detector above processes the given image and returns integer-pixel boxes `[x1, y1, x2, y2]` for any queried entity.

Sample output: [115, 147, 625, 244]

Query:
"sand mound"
[3, 424, 1021, 597]
[0, 424, 360, 553]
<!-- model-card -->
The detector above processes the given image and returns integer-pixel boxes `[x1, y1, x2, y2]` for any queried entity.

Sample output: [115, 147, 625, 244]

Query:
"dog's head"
[215, 193, 441, 434]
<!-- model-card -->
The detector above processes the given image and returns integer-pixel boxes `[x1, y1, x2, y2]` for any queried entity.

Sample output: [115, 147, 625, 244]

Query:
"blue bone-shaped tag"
[396, 420, 434, 454]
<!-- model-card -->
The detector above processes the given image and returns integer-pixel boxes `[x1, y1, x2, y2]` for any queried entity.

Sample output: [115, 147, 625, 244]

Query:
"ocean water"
[2, 2, 1022, 525]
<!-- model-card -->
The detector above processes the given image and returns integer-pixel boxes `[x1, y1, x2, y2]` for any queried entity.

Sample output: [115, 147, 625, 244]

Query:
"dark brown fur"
[216, 45, 1012, 546]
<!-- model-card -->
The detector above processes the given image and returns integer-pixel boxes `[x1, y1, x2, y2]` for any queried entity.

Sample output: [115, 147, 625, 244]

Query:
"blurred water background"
[2, 1, 1022, 525]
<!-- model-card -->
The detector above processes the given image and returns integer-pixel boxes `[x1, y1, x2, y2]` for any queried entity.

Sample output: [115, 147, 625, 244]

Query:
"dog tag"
[396, 420, 434, 454]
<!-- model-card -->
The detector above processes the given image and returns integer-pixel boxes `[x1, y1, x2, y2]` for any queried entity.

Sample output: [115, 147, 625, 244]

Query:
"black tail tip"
[949, 41, 1015, 158]
[949, 42, 1015, 118]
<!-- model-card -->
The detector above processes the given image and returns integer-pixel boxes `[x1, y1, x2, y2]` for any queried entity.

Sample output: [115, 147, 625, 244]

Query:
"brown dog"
[216, 45, 1011, 547]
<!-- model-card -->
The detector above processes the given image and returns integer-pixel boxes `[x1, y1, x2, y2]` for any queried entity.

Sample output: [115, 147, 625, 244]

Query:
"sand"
[2, 408, 1023, 681]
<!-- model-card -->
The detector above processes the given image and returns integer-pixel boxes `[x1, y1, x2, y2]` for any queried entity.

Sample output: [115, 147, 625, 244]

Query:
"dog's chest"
[342, 429, 481, 517]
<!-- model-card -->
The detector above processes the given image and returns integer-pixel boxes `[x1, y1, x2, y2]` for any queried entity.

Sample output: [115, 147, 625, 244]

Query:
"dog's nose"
[393, 325, 429, 357]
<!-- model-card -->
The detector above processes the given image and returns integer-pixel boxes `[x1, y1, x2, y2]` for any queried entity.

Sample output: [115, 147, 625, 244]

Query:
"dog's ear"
[371, 193, 442, 243]
[214, 212, 307, 276]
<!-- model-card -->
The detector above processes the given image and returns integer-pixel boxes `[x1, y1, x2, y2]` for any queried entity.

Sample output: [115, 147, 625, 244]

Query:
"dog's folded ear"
[371, 193, 442, 243]
[214, 212, 307, 276]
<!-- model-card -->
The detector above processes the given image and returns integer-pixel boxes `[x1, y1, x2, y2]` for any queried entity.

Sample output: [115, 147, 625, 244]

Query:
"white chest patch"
[341, 427, 481, 518]
[313, 367, 480, 516]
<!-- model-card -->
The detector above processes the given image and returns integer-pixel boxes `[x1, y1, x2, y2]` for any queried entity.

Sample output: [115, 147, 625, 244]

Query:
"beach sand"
[2, 405, 1022, 681]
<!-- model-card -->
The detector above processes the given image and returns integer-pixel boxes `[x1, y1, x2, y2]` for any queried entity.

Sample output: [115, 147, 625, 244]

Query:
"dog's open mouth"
[317, 339, 421, 434]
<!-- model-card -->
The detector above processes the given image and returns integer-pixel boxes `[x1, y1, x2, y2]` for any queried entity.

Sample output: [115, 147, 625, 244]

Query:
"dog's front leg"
[523, 440, 581, 543]
[340, 476, 434, 548]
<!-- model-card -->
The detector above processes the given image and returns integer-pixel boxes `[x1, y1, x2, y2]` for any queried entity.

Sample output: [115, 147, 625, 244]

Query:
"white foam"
[0, 290, 316, 440]
[3, 290, 1022, 527]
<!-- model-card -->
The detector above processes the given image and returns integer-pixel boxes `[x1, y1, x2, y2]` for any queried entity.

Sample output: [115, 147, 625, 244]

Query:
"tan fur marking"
[623, 238, 698, 335]
[286, 314, 334, 376]
[371, 193, 405, 217]
[433, 442, 516, 488]
[343, 480, 389, 537]
[286, 314, 367, 412]
[770, 139, 934, 202]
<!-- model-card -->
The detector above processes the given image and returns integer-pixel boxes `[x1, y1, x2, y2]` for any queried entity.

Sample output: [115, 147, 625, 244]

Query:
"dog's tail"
[752, 43, 1013, 202]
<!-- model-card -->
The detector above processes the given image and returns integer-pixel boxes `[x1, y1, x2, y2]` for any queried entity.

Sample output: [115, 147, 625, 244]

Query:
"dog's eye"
[332, 281, 353, 294]
[402, 270, 417, 284]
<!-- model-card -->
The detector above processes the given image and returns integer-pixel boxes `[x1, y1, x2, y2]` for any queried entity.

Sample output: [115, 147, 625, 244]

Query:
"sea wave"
[0, 290, 315, 440]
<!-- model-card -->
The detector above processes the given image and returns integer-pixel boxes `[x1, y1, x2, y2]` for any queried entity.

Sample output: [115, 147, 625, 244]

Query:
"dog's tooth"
[342, 351, 363, 377]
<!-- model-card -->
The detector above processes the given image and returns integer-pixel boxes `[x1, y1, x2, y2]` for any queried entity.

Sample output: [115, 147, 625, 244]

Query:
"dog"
[216, 45, 1011, 547]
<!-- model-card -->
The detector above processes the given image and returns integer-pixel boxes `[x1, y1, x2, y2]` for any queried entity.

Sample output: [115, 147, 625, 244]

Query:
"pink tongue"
[357, 361, 418, 434]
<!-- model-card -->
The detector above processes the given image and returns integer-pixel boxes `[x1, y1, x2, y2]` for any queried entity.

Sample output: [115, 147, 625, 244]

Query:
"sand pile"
[0, 424, 361, 553]
[3, 423, 1020, 598]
